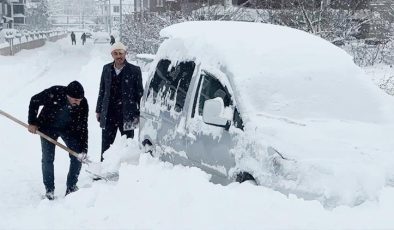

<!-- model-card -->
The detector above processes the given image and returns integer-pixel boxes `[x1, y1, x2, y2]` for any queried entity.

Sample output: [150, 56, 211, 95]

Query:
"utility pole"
[10, 1, 14, 28]
[100, 0, 108, 32]
[101, 1, 104, 28]
[140, 0, 144, 21]
[120, 0, 122, 42]
[81, 0, 85, 29]
[108, 0, 112, 34]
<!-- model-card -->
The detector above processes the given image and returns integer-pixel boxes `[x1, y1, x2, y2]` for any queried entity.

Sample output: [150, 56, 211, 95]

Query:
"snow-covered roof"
[158, 21, 393, 124]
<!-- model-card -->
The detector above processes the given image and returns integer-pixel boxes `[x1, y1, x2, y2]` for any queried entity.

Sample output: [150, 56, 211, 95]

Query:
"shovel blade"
[85, 162, 119, 182]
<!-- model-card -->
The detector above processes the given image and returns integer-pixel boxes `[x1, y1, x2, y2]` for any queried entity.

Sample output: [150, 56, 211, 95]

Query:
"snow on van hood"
[158, 21, 394, 207]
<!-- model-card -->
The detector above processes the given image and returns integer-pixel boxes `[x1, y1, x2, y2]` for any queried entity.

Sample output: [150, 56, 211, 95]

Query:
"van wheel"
[236, 172, 256, 184]
[142, 139, 154, 157]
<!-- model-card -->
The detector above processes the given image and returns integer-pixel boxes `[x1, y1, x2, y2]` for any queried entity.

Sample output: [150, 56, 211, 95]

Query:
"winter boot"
[45, 189, 55, 200]
[65, 185, 79, 196]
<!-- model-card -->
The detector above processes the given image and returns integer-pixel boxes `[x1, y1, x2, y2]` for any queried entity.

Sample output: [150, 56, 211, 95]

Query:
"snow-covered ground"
[1, 36, 394, 229]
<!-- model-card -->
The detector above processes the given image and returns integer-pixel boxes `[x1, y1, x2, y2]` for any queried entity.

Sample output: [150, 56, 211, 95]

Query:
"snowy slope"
[0, 35, 394, 229]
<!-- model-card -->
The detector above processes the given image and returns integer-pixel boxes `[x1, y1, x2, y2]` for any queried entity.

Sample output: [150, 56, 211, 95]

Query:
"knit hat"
[66, 81, 85, 99]
[111, 41, 127, 53]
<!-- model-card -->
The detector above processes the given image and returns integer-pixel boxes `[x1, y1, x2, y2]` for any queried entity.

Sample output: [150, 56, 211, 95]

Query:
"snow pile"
[98, 135, 141, 175]
[232, 118, 394, 207]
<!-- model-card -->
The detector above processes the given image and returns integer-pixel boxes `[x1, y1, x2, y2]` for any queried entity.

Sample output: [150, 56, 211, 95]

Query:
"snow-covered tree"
[122, 13, 182, 55]
[122, 0, 393, 66]
[121, 5, 256, 55]
[26, 0, 50, 30]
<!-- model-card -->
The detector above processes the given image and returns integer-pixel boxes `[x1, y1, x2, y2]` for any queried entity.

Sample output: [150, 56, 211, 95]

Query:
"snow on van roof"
[159, 21, 392, 123]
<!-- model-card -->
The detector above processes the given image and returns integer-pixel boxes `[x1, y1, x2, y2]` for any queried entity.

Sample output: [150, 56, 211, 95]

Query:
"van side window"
[148, 59, 171, 100]
[148, 59, 195, 112]
[198, 73, 232, 116]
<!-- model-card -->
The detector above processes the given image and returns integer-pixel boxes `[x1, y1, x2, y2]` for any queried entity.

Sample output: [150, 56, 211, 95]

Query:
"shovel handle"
[0, 109, 80, 159]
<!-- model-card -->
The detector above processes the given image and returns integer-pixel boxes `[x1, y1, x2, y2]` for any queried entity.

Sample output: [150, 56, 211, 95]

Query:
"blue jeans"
[40, 128, 82, 192]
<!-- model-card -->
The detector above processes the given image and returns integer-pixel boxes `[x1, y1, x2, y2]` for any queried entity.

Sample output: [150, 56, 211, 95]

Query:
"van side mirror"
[203, 98, 231, 129]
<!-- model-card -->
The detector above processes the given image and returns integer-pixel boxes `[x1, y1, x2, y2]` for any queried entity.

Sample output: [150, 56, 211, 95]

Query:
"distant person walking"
[95, 42, 143, 162]
[110, 35, 115, 45]
[71, 32, 76, 45]
[28, 81, 88, 200]
[81, 33, 86, 45]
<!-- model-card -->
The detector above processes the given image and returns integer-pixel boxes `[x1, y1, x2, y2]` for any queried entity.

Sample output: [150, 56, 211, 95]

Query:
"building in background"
[1, 0, 25, 29]
[12, 0, 25, 26]
[1, 0, 12, 29]
[48, 0, 97, 29]
[143, 0, 230, 13]
[96, 0, 134, 29]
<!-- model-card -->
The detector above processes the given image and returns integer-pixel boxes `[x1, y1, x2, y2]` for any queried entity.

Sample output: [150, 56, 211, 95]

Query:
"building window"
[13, 5, 25, 15]
[14, 17, 25, 24]
[156, 0, 164, 7]
[113, 5, 119, 13]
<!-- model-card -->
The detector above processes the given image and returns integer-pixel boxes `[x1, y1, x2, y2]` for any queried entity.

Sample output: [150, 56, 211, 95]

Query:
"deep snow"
[0, 34, 394, 229]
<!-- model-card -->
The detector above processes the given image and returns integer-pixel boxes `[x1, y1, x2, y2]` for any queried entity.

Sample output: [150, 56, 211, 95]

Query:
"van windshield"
[148, 59, 195, 112]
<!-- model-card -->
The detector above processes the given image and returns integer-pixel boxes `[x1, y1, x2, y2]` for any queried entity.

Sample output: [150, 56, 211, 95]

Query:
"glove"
[76, 152, 90, 164]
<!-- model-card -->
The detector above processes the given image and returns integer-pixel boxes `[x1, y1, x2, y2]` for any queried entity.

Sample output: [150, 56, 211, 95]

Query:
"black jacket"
[96, 61, 143, 130]
[28, 86, 89, 152]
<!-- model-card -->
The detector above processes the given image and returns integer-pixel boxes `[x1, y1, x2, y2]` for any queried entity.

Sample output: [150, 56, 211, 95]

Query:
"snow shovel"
[0, 109, 118, 181]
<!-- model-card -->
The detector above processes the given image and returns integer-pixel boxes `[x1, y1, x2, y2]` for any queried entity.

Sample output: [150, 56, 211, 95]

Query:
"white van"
[139, 21, 394, 207]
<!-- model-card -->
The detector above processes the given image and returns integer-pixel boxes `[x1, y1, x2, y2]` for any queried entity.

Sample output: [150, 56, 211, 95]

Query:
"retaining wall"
[0, 33, 68, 56]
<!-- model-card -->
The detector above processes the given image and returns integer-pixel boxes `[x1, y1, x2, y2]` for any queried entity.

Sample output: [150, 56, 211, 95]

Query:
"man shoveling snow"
[27, 81, 88, 200]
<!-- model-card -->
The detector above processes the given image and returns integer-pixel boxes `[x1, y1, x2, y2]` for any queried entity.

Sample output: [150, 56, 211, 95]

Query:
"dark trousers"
[40, 128, 82, 192]
[101, 121, 134, 162]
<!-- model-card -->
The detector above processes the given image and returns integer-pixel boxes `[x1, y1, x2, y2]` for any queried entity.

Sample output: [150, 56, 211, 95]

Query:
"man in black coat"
[81, 32, 86, 45]
[71, 32, 76, 45]
[110, 35, 115, 45]
[96, 42, 143, 162]
[28, 81, 88, 200]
